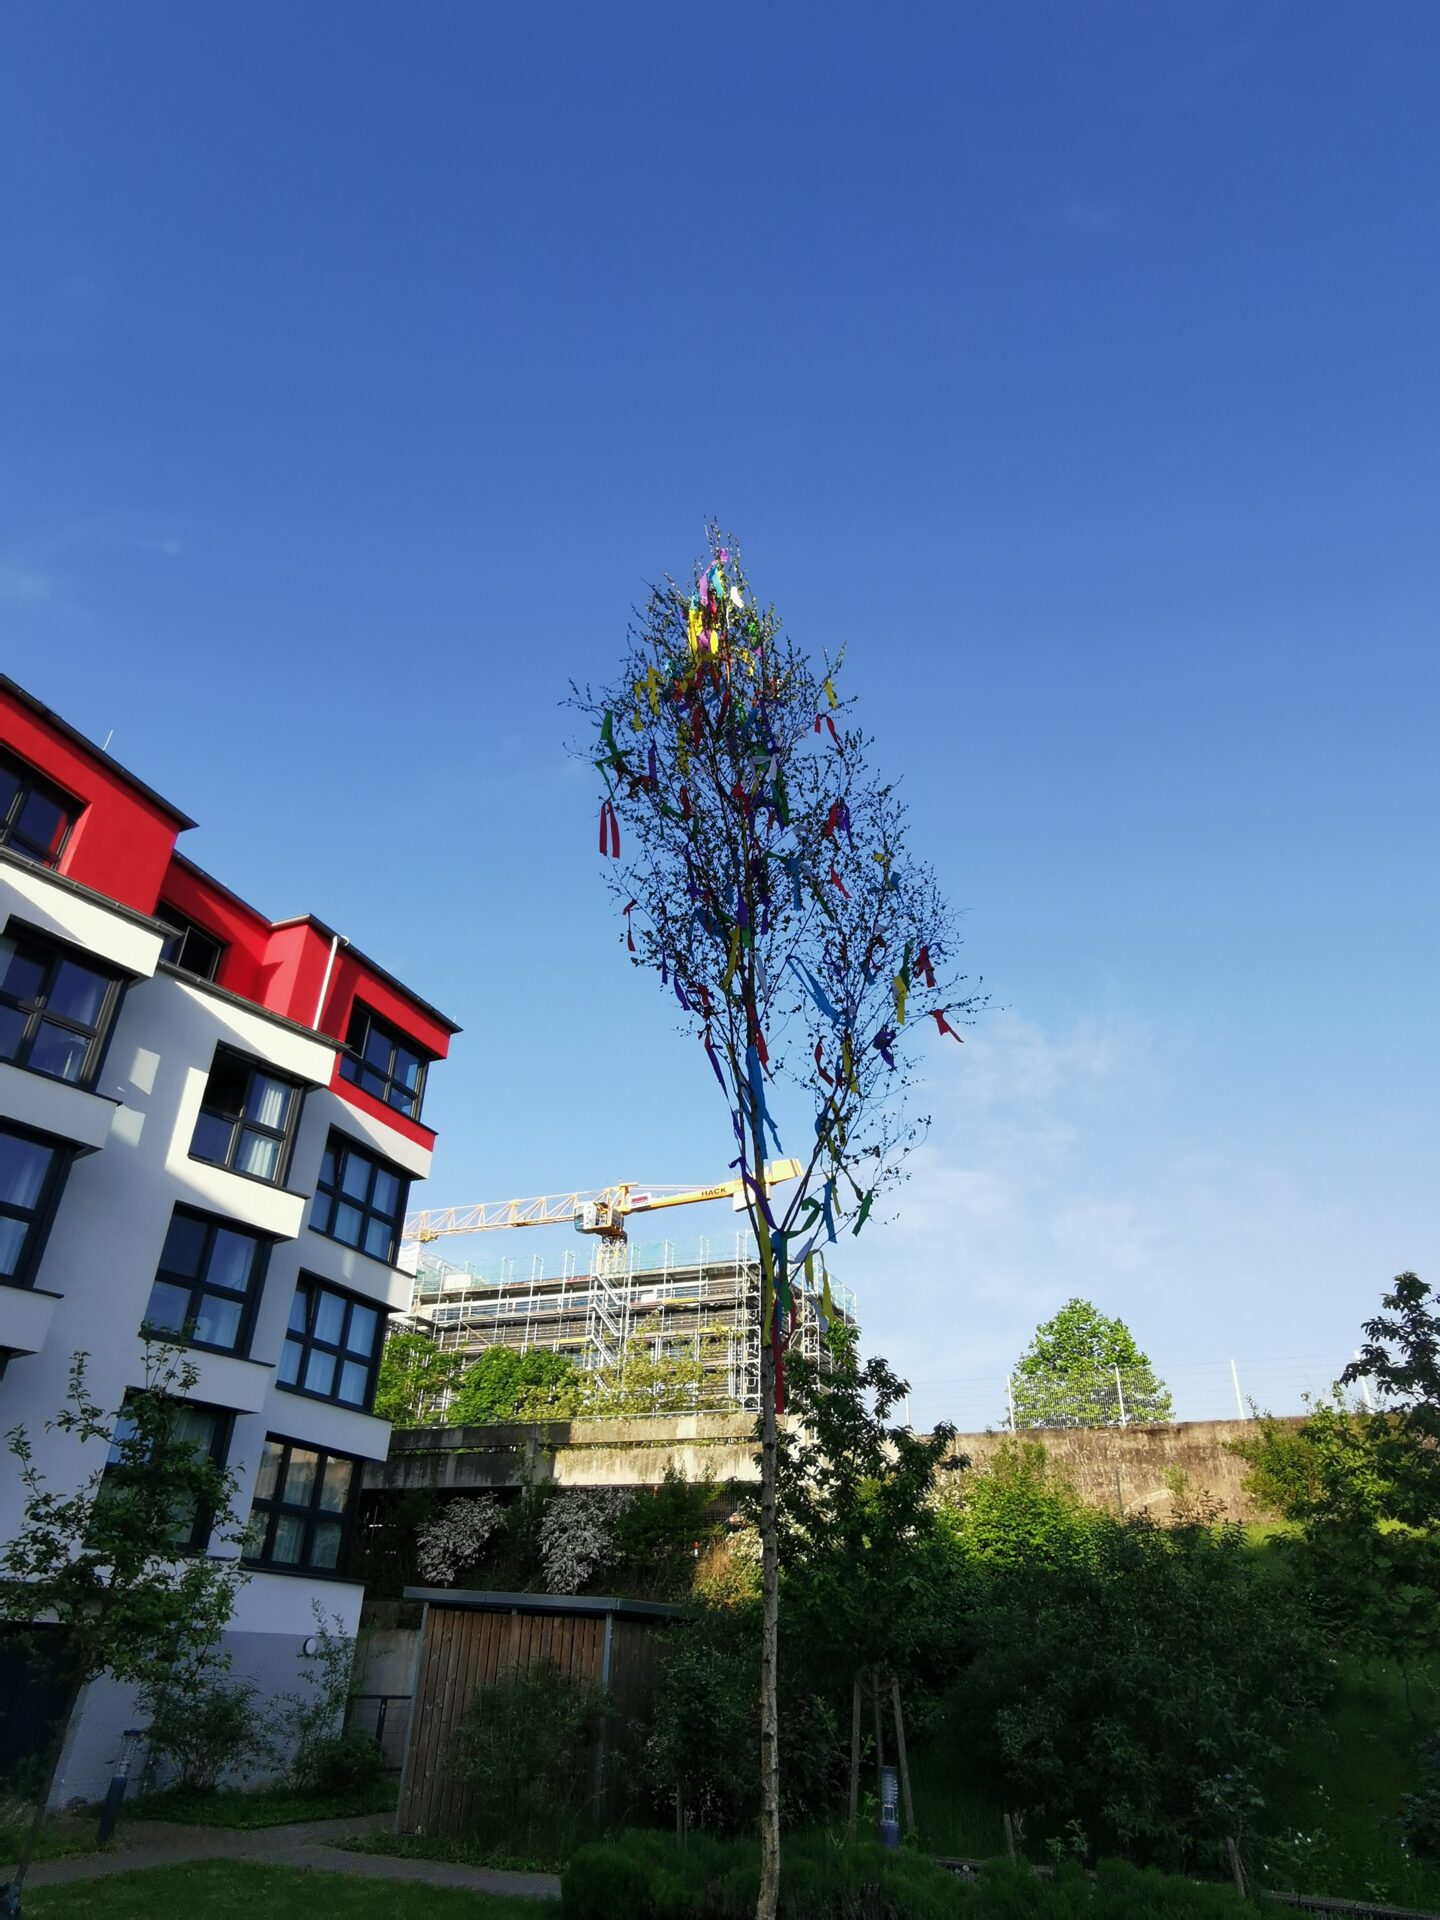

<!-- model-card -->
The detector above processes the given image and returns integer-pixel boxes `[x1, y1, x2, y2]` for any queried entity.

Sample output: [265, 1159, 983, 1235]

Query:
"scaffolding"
[403, 1231, 857, 1414]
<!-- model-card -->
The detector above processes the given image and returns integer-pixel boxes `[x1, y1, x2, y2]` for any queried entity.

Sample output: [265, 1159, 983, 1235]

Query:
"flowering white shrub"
[537, 1488, 634, 1593]
[414, 1495, 503, 1585]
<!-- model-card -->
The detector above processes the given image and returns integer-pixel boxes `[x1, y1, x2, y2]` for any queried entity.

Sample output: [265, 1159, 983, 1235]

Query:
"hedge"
[560, 1832, 1277, 1919]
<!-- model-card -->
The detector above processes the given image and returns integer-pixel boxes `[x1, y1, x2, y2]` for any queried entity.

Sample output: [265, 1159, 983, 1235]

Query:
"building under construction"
[403, 1232, 857, 1415]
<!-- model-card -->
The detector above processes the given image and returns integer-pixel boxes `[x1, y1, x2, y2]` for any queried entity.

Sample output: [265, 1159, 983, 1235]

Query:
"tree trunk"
[756, 1332, 781, 1920]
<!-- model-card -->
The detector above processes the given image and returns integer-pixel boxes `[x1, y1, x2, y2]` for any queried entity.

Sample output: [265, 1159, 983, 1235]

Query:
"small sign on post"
[878, 1763, 900, 1850]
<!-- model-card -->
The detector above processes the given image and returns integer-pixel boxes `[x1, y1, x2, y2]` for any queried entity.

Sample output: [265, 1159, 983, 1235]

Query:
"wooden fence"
[396, 1587, 677, 1835]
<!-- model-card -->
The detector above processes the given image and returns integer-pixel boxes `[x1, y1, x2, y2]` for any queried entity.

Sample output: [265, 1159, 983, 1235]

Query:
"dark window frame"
[339, 1002, 431, 1122]
[101, 1397, 234, 1555]
[310, 1130, 409, 1267]
[277, 1274, 386, 1413]
[156, 903, 226, 983]
[189, 1045, 304, 1188]
[242, 1434, 362, 1577]
[140, 1204, 273, 1358]
[0, 749, 81, 869]
[0, 919, 124, 1091]
[0, 1117, 74, 1291]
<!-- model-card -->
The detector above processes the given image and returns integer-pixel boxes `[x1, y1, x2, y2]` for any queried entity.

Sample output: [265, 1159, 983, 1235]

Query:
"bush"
[142, 1669, 268, 1792]
[1402, 1735, 1440, 1862]
[455, 1658, 610, 1848]
[561, 1835, 1276, 1919]
[614, 1466, 723, 1599]
[292, 1728, 387, 1796]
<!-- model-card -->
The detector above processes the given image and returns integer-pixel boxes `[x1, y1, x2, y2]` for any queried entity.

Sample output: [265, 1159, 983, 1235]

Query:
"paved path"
[22, 1812, 561, 1901]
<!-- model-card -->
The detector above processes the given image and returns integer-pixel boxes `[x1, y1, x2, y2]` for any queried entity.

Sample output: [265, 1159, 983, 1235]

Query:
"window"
[0, 1122, 69, 1288]
[101, 1399, 230, 1552]
[339, 1004, 429, 1121]
[156, 904, 225, 983]
[190, 1048, 302, 1185]
[0, 925, 121, 1087]
[311, 1133, 408, 1265]
[142, 1207, 269, 1354]
[244, 1436, 358, 1573]
[279, 1278, 383, 1409]
[0, 750, 78, 868]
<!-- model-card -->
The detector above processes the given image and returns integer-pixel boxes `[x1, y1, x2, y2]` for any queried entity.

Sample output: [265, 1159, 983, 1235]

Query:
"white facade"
[0, 855, 435, 1802]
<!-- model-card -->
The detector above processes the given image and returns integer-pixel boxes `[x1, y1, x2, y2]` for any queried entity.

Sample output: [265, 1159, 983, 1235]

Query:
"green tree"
[584, 1332, 726, 1417]
[0, 1342, 246, 1892]
[1008, 1298, 1173, 1429]
[576, 530, 975, 1917]
[944, 1443, 1326, 1874]
[447, 1346, 583, 1425]
[372, 1328, 467, 1426]
[1233, 1271, 1440, 1664]
[777, 1328, 962, 1818]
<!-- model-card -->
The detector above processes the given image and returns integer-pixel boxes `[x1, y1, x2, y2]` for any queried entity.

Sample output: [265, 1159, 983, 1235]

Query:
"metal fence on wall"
[901, 1354, 1371, 1436]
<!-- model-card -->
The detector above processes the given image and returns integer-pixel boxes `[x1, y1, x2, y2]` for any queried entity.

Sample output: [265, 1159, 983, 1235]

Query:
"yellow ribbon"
[722, 928, 741, 993]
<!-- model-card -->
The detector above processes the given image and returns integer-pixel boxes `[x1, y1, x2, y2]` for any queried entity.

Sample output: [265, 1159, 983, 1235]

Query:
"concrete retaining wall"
[366, 1413, 1286, 1522]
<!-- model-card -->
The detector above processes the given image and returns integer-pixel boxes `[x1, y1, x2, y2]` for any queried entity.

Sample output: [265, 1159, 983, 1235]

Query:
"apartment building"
[0, 676, 458, 1801]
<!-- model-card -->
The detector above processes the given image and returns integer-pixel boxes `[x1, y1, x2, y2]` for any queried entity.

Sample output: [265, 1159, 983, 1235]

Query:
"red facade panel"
[1, 681, 457, 1082]
[159, 857, 274, 1001]
[0, 686, 186, 916]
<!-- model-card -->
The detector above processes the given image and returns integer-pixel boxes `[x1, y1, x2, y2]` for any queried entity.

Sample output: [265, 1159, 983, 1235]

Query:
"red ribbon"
[750, 1015, 769, 1068]
[814, 714, 839, 744]
[814, 1040, 834, 1086]
[929, 1009, 963, 1042]
[822, 800, 842, 839]
[679, 784, 691, 820]
[622, 899, 636, 953]
[828, 865, 849, 899]
[914, 944, 936, 988]
[598, 799, 620, 858]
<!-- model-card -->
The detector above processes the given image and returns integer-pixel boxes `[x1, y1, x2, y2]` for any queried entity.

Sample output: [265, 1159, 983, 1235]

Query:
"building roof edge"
[0, 675, 199, 830]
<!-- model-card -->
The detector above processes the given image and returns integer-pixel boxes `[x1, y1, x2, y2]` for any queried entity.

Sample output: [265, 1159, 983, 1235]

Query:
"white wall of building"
[0, 861, 431, 1803]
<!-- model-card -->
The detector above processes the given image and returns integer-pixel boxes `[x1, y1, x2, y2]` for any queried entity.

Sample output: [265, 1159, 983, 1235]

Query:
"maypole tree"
[574, 528, 978, 1916]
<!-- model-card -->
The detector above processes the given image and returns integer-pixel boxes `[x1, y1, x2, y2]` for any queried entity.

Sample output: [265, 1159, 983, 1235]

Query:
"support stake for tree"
[889, 1674, 914, 1835]
[848, 1673, 862, 1829]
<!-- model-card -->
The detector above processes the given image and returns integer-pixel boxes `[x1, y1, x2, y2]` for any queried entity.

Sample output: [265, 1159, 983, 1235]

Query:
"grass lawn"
[125, 1780, 397, 1828]
[337, 1827, 570, 1875]
[26, 1860, 557, 1917]
[0, 1810, 101, 1865]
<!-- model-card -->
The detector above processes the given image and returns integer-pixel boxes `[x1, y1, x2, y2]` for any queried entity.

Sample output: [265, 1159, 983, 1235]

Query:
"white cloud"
[0, 517, 184, 620]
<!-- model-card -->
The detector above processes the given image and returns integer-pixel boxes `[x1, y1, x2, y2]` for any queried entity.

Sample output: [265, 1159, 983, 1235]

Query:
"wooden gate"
[396, 1587, 677, 1835]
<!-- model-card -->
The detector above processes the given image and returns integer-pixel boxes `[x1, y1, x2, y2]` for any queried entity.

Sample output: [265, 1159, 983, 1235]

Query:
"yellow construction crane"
[403, 1158, 803, 1246]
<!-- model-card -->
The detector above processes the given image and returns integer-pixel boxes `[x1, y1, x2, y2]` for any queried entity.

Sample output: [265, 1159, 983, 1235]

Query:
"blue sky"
[3, 3, 1437, 1428]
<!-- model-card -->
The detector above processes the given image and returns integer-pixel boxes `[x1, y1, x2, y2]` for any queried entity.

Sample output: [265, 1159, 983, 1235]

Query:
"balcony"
[0, 1060, 117, 1153]
[0, 1283, 61, 1356]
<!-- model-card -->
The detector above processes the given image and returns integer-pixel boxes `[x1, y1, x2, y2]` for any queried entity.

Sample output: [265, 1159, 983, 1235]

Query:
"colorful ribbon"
[598, 799, 620, 858]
